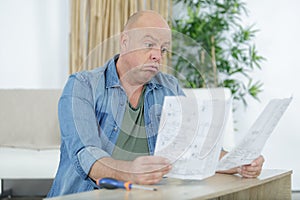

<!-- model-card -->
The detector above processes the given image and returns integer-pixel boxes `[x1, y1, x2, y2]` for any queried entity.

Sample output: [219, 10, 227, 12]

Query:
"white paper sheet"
[217, 97, 292, 171]
[154, 89, 231, 179]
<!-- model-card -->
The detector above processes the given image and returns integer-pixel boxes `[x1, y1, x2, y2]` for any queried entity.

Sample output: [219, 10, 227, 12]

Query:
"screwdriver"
[96, 177, 157, 191]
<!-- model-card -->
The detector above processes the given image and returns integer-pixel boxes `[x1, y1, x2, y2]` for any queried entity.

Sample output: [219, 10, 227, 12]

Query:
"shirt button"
[113, 126, 118, 131]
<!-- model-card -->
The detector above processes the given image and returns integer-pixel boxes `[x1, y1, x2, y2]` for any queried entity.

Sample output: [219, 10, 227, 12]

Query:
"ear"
[120, 32, 129, 51]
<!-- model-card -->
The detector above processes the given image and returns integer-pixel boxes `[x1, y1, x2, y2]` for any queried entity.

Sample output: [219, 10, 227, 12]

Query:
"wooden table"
[47, 169, 292, 200]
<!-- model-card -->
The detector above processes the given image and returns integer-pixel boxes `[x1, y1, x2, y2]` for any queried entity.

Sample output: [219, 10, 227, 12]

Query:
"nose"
[150, 48, 162, 63]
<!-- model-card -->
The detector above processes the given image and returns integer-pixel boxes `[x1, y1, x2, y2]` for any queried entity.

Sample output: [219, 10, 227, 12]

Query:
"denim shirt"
[47, 55, 184, 197]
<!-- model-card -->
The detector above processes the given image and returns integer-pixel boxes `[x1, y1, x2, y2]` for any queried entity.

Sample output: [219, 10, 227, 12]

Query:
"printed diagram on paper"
[154, 91, 231, 180]
[217, 97, 292, 171]
[154, 90, 291, 180]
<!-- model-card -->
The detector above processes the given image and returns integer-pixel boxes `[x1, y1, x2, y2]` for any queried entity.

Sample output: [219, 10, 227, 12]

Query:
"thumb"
[251, 161, 257, 167]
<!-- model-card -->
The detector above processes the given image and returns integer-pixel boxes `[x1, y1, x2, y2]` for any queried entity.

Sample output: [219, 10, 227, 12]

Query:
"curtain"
[70, 0, 171, 74]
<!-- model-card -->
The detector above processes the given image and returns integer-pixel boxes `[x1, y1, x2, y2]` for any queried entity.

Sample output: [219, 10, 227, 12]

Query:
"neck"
[122, 81, 144, 108]
[116, 57, 144, 108]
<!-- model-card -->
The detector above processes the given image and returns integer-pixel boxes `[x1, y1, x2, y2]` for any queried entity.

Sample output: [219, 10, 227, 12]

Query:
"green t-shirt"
[112, 87, 149, 161]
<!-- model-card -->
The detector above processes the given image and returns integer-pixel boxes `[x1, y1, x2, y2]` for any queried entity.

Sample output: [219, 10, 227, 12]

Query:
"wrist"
[113, 159, 133, 181]
[217, 167, 239, 175]
[89, 157, 132, 182]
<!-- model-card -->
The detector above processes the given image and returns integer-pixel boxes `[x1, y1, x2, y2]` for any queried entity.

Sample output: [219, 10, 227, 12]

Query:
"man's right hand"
[129, 156, 172, 184]
[89, 156, 171, 185]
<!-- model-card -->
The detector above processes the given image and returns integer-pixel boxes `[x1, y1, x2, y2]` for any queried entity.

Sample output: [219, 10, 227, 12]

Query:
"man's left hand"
[237, 155, 265, 178]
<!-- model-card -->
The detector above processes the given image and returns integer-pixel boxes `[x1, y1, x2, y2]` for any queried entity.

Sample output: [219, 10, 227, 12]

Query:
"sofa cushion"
[0, 89, 61, 149]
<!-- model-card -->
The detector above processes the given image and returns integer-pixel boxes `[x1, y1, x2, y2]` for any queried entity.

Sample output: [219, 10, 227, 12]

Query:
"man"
[47, 10, 264, 197]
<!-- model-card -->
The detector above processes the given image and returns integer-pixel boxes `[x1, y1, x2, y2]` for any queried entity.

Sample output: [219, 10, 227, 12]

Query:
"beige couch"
[0, 89, 61, 149]
[0, 89, 62, 196]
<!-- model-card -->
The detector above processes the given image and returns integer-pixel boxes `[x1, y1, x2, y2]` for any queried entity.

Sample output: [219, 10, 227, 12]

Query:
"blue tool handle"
[97, 178, 132, 190]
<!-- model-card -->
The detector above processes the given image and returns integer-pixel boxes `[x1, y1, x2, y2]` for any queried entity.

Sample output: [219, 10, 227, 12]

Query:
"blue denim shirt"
[47, 55, 184, 197]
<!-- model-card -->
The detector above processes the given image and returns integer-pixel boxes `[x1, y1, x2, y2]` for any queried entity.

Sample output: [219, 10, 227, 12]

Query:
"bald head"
[124, 10, 170, 31]
[118, 10, 171, 79]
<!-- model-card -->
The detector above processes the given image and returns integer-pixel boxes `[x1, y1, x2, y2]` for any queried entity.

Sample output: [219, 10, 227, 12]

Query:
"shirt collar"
[105, 54, 121, 88]
[146, 75, 163, 90]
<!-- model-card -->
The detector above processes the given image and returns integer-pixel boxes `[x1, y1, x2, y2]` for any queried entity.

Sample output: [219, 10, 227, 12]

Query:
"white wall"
[234, 0, 300, 190]
[0, 0, 69, 88]
[0, 0, 68, 193]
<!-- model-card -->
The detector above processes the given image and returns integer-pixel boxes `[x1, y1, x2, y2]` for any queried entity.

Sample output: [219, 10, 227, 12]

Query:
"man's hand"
[129, 156, 171, 184]
[217, 150, 265, 178]
[89, 156, 171, 185]
[236, 155, 265, 178]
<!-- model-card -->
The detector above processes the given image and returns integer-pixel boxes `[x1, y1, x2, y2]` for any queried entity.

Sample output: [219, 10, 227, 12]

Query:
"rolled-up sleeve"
[59, 74, 110, 179]
[77, 146, 110, 175]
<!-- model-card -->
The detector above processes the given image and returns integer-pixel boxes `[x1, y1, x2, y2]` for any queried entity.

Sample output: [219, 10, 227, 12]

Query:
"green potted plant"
[171, 0, 265, 107]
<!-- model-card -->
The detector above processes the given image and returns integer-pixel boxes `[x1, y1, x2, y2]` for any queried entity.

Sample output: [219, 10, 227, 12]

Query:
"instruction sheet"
[154, 89, 231, 179]
[217, 97, 292, 171]
[154, 91, 292, 180]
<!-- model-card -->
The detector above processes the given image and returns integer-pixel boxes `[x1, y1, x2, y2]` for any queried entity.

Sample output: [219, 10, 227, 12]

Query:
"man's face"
[120, 27, 171, 84]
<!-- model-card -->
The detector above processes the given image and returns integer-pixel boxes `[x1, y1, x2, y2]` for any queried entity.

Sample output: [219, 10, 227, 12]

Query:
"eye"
[145, 42, 154, 48]
[161, 47, 169, 54]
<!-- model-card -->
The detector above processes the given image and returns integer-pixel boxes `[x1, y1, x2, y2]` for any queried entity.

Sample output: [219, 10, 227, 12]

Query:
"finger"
[142, 156, 171, 165]
[242, 169, 259, 176]
[160, 164, 172, 174]
[141, 177, 161, 185]
[133, 163, 171, 174]
[134, 172, 164, 185]
[243, 165, 261, 172]
[244, 170, 260, 178]
[237, 167, 257, 177]
[148, 164, 172, 174]
[241, 172, 257, 178]
[251, 155, 265, 167]
[240, 167, 261, 178]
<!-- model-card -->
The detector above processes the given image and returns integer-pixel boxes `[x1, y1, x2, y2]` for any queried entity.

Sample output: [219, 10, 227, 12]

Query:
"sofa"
[0, 89, 62, 197]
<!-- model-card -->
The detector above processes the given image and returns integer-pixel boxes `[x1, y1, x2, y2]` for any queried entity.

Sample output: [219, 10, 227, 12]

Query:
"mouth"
[143, 63, 160, 72]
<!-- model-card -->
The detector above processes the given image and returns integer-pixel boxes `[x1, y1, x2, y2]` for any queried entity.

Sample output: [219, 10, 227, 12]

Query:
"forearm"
[88, 157, 131, 182]
[217, 167, 238, 174]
